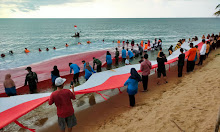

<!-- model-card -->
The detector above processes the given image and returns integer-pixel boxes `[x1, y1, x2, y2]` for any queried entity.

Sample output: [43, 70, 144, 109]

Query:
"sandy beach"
[34, 48, 219, 132]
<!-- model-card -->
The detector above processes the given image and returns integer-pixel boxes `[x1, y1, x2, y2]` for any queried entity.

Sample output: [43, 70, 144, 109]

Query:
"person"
[168, 45, 173, 55]
[139, 56, 144, 63]
[93, 57, 102, 72]
[205, 41, 210, 58]
[24, 48, 30, 53]
[51, 65, 60, 88]
[24, 67, 38, 94]
[141, 40, 144, 48]
[126, 40, 129, 47]
[85, 62, 96, 81]
[157, 52, 168, 84]
[39, 48, 42, 52]
[178, 48, 185, 77]
[131, 39, 135, 49]
[127, 49, 134, 59]
[175, 42, 181, 51]
[115, 48, 119, 67]
[137, 44, 143, 56]
[124, 68, 141, 107]
[157, 48, 162, 57]
[197, 39, 206, 65]
[194, 45, 200, 65]
[87, 41, 91, 44]
[122, 47, 127, 63]
[66, 43, 69, 47]
[122, 41, 125, 47]
[4, 74, 16, 96]
[188, 38, 191, 43]
[158, 39, 162, 49]
[53, 47, 56, 50]
[207, 34, 210, 39]
[125, 56, 130, 65]
[82, 60, 86, 71]
[117, 40, 120, 47]
[106, 51, 112, 70]
[1, 54, 5, 58]
[140, 54, 152, 91]
[9, 50, 13, 55]
[69, 63, 80, 84]
[202, 35, 205, 39]
[46, 48, 49, 51]
[131, 49, 140, 58]
[187, 43, 197, 72]
[102, 39, 104, 42]
[48, 77, 77, 132]
[78, 42, 81, 45]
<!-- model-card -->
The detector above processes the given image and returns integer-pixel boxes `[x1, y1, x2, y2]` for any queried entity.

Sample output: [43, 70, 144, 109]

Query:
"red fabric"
[0, 41, 206, 129]
[0, 96, 49, 129]
[48, 89, 75, 118]
[14, 120, 35, 132]
[0, 50, 108, 95]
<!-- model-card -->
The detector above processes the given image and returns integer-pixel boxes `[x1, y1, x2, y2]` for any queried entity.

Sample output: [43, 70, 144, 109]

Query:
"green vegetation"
[214, 4, 220, 16]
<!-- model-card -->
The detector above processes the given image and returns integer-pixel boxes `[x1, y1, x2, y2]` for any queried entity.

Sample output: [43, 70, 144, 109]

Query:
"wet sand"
[39, 48, 220, 132]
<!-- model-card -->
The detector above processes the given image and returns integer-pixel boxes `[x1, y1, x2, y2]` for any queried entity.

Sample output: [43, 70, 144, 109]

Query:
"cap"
[25, 66, 32, 70]
[55, 77, 66, 86]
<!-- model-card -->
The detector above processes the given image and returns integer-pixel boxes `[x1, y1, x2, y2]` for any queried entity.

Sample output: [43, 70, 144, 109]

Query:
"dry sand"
[95, 49, 220, 132]
[4, 49, 219, 132]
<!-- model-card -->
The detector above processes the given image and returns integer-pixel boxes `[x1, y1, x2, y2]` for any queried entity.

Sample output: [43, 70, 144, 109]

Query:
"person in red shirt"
[140, 54, 152, 92]
[48, 77, 77, 132]
[187, 43, 197, 72]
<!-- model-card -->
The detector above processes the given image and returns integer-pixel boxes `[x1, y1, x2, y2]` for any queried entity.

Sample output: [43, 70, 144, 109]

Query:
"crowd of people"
[0, 38, 162, 58]
[2, 34, 220, 132]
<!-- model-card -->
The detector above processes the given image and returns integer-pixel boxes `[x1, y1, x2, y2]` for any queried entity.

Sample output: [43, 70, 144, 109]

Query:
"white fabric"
[0, 40, 204, 113]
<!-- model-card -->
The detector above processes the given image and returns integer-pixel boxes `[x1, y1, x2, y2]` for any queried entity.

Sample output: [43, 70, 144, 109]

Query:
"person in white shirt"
[197, 39, 207, 65]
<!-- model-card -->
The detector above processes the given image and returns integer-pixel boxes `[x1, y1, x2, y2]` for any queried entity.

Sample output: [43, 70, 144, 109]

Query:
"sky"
[0, 0, 219, 18]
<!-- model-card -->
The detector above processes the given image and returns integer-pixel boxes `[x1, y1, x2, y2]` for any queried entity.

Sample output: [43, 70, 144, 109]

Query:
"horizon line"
[0, 17, 219, 19]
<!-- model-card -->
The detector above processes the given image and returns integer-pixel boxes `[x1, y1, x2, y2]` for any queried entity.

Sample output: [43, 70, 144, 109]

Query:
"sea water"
[0, 18, 219, 70]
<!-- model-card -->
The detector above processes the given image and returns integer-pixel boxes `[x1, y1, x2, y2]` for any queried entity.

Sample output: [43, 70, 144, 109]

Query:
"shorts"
[5, 86, 16, 96]
[58, 114, 77, 131]
[157, 70, 166, 78]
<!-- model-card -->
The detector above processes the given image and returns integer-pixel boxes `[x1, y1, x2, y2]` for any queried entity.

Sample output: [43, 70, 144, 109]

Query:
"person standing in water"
[126, 40, 129, 47]
[178, 48, 185, 77]
[124, 68, 142, 107]
[106, 51, 112, 70]
[24, 67, 38, 94]
[115, 48, 119, 67]
[48, 77, 77, 132]
[122, 47, 127, 63]
[137, 44, 143, 56]
[156, 52, 168, 84]
[69, 63, 80, 84]
[51, 65, 60, 88]
[131, 39, 135, 49]
[93, 57, 102, 72]
[168, 45, 173, 55]
[4, 74, 16, 96]
[140, 54, 152, 92]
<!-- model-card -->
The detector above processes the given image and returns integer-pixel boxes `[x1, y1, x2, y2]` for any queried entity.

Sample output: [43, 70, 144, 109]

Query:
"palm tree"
[214, 4, 220, 16]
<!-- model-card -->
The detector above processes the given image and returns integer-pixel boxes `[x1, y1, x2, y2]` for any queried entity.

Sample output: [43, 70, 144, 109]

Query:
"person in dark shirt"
[93, 57, 102, 72]
[24, 67, 38, 94]
[156, 52, 167, 84]
[115, 48, 119, 67]
[168, 45, 173, 55]
[178, 48, 185, 77]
